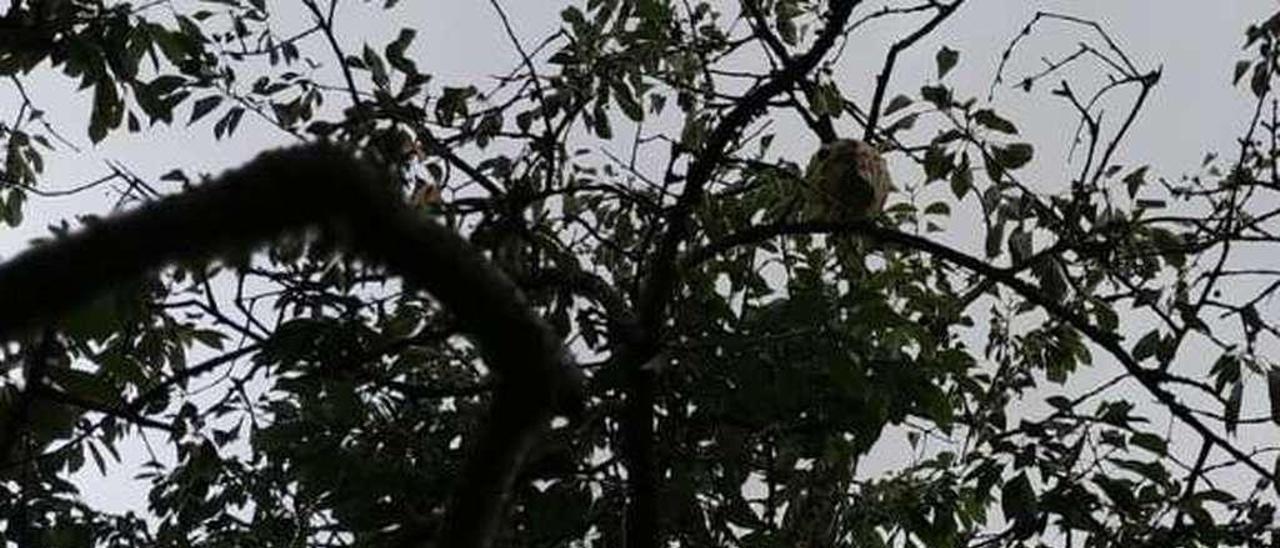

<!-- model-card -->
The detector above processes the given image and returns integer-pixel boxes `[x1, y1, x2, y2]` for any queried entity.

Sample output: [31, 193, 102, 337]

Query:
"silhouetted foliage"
[2, 1, 1280, 547]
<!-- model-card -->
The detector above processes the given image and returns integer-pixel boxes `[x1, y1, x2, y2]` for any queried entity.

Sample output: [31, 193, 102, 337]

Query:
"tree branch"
[621, 2, 861, 545]
[28, 384, 174, 432]
[864, 0, 966, 142]
[685, 220, 1274, 481]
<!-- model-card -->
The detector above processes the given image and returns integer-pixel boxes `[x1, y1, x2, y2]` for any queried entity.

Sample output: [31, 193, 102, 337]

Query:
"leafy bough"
[0, 143, 581, 548]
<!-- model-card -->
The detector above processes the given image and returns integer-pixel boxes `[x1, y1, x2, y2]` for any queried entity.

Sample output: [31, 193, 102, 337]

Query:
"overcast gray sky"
[0, 0, 1273, 527]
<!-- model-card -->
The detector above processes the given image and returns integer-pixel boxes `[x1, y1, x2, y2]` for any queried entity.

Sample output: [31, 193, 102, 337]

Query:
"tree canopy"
[0, 1, 1279, 547]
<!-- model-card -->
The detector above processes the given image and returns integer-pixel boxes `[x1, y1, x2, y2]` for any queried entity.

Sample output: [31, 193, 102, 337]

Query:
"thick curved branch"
[0, 143, 580, 548]
[685, 220, 1273, 481]
[684, 219, 998, 279]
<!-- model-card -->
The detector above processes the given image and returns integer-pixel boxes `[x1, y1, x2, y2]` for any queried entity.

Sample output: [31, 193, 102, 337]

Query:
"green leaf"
[561, 6, 587, 28]
[924, 145, 953, 181]
[612, 79, 644, 122]
[1268, 367, 1280, 426]
[189, 95, 222, 125]
[810, 81, 843, 117]
[48, 368, 118, 404]
[883, 112, 918, 137]
[1132, 330, 1161, 363]
[1211, 354, 1241, 393]
[214, 105, 245, 139]
[224, 106, 246, 137]
[1123, 166, 1149, 198]
[363, 43, 390, 90]
[680, 115, 706, 150]
[985, 219, 1005, 259]
[1226, 380, 1243, 434]
[192, 329, 227, 350]
[1093, 301, 1119, 333]
[1094, 476, 1139, 516]
[1145, 228, 1182, 269]
[950, 153, 972, 199]
[1109, 458, 1169, 484]
[1136, 199, 1165, 209]
[884, 94, 912, 117]
[3, 190, 24, 227]
[936, 46, 959, 79]
[1001, 472, 1037, 521]
[973, 109, 1017, 134]
[1008, 228, 1032, 263]
[1234, 59, 1253, 85]
[591, 104, 612, 138]
[1033, 258, 1067, 302]
[385, 28, 418, 74]
[1190, 489, 1235, 505]
[1251, 61, 1270, 98]
[435, 86, 475, 126]
[921, 85, 952, 109]
[993, 143, 1033, 170]
[89, 82, 123, 143]
[160, 169, 189, 183]
[475, 112, 503, 147]
[1130, 432, 1167, 455]
[88, 442, 107, 476]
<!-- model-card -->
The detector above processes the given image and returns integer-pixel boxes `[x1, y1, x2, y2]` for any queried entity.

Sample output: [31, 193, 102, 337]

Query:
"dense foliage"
[1, 1, 1279, 546]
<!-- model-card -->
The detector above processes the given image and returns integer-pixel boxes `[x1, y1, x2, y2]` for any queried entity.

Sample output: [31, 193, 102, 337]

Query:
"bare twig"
[864, 0, 966, 142]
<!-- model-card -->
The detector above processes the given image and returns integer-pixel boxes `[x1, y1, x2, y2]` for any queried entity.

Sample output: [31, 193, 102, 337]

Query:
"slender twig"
[864, 0, 966, 142]
[301, 0, 361, 107]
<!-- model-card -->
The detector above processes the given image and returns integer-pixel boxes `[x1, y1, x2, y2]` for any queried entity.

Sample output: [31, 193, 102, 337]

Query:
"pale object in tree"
[801, 139, 893, 271]
[802, 138, 892, 222]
